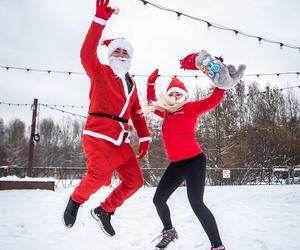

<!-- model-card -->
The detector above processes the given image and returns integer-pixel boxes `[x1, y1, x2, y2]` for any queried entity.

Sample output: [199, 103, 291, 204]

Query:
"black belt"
[89, 112, 129, 123]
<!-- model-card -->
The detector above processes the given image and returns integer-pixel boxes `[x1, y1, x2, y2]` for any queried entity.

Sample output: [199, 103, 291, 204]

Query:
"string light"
[0, 66, 84, 76]
[1, 65, 299, 79]
[1, 84, 299, 118]
[39, 104, 86, 119]
[44, 104, 88, 109]
[137, 0, 300, 51]
[0, 101, 31, 106]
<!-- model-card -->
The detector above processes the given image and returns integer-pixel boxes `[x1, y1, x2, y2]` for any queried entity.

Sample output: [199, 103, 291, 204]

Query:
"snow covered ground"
[0, 182, 299, 250]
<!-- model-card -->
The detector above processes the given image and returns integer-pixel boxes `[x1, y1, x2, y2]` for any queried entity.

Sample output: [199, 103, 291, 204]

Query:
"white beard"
[109, 56, 131, 79]
[146, 94, 187, 113]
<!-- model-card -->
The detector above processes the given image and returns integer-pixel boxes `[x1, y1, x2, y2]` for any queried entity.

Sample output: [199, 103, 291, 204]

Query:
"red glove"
[179, 53, 198, 70]
[147, 68, 160, 84]
[138, 141, 150, 160]
[96, 0, 115, 20]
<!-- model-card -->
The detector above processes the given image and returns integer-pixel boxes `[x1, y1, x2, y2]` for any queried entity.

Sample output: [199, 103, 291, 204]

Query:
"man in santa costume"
[62, 0, 151, 236]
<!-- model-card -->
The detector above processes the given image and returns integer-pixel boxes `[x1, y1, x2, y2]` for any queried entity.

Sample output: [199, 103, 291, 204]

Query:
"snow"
[0, 176, 55, 182]
[0, 184, 299, 250]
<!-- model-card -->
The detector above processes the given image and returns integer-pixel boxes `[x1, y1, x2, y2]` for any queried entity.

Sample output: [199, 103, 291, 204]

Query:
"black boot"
[62, 197, 81, 228]
[91, 206, 115, 236]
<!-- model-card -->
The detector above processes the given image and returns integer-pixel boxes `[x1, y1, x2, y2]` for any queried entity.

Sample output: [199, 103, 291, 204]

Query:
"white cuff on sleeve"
[139, 137, 152, 143]
[93, 16, 107, 25]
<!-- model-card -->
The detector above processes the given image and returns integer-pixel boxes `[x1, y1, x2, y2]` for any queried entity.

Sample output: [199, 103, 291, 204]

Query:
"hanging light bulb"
[258, 37, 262, 44]
[206, 22, 212, 30]
[279, 43, 283, 49]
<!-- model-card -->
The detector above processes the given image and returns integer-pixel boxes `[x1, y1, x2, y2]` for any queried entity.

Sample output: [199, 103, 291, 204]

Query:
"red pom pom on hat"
[101, 39, 115, 47]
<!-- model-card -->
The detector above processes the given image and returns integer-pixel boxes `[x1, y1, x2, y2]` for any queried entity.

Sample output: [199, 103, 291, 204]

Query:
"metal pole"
[27, 98, 38, 177]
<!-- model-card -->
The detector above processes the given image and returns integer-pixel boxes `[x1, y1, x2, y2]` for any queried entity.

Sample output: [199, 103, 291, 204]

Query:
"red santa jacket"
[81, 21, 151, 145]
[147, 86, 224, 162]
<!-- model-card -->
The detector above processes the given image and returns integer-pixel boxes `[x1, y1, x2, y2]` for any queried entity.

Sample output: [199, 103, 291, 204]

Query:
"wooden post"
[27, 98, 38, 177]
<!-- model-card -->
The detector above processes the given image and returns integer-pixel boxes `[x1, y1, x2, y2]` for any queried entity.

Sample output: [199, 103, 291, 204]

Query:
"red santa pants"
[71, 135, 144, 213]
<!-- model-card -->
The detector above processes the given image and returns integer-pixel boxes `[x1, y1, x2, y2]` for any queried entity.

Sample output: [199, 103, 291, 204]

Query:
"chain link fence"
[1, 165, 299, 189]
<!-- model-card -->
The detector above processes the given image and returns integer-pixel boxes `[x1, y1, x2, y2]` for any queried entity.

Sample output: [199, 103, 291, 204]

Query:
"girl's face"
[168, 92, 183, 100]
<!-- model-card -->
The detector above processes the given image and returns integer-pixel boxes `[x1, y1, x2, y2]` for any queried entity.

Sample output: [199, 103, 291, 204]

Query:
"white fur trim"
[93, 16, 107, 25]
[124, 133, 131, 143]
[166, 87, 188, 97]
[119, 83, 135, 117]
[139, 137, 152, 143]
[121, 78, 129, 97]
[83, 78, 136, 145]
[83, 129, 125, 145]
[108, 39, 133, 59]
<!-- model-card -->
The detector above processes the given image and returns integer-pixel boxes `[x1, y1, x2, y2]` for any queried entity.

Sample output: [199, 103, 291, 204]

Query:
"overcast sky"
[1, 0, 300, 126]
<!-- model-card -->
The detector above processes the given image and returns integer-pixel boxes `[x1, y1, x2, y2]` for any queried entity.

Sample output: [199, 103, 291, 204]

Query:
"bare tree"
[5, 119, 27, 168]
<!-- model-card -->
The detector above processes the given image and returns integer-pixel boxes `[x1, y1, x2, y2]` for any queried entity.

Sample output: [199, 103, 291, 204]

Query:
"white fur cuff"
[139, 137, 152, 143]
[93, 16, 107, 26]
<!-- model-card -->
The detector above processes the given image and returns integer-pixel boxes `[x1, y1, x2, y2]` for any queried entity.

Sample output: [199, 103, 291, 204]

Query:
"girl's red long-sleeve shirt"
[147, 86, 225, 162]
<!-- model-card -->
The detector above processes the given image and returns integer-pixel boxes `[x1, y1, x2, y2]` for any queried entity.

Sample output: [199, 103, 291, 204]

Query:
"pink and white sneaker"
[211, 245, 225, 250]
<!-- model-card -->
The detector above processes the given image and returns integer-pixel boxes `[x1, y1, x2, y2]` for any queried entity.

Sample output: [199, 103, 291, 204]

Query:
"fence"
[1, 165, 299, 188]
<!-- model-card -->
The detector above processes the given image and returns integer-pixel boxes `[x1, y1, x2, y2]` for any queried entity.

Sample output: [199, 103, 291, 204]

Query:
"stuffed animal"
[180, 50, 246, 89]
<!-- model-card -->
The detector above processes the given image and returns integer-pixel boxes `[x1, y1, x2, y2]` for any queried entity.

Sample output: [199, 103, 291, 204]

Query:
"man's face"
[111, 48, 129, 59]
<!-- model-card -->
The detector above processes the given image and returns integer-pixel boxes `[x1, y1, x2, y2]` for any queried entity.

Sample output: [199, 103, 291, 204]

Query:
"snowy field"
[0, 182, 300, 250]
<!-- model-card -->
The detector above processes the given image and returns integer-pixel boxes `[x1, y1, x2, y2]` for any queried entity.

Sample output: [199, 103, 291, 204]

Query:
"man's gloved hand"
[180, 50, 246, 89]
[147, 68, 160, 85]
[96, 0, 115, 20]
[138, 141, 150, 160]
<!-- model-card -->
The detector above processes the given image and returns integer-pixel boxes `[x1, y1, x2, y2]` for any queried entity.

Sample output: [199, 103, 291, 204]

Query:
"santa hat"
[166, 77, 188, 97]
[101, 38, 133, 59]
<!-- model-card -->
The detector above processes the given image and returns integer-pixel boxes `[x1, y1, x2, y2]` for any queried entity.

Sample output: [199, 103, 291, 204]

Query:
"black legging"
[153, 153, 222, 247]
